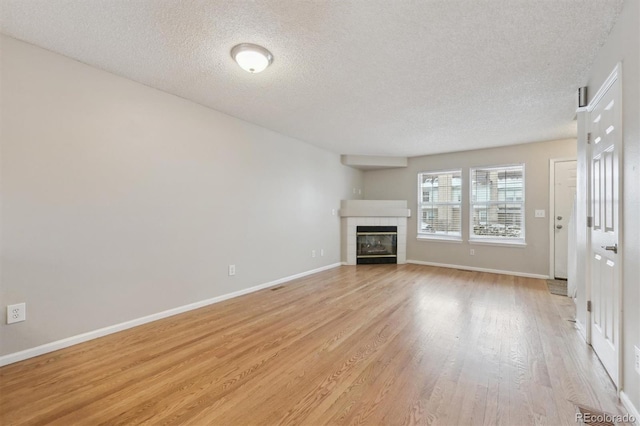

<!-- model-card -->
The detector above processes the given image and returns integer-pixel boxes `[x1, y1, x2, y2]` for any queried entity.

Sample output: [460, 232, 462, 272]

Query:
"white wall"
[363, 139, 576, 277]
[576, 0, 639, 412]
[0, 36, 363, 356]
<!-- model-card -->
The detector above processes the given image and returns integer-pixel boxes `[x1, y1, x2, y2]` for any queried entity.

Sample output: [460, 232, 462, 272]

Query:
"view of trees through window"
[418, 170, 462, 238]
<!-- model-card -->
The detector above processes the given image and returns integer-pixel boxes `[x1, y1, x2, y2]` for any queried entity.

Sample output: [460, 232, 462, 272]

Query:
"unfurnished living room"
[1, 1, 639, 425]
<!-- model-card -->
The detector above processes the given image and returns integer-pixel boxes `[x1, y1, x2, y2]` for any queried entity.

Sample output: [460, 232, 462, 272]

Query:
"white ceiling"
[0, 0, 624, 157]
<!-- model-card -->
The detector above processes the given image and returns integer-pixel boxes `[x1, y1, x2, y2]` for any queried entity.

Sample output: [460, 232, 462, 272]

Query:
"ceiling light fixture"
[230, 43, 273, 73]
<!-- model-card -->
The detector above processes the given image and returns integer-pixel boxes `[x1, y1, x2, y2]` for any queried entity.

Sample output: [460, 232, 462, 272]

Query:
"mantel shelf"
[339, 200, 411, 218]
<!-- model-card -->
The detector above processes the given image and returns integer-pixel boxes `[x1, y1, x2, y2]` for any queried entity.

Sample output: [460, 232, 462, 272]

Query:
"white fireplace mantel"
[339, 199, 411, 218]
[340, 200, 410, 265]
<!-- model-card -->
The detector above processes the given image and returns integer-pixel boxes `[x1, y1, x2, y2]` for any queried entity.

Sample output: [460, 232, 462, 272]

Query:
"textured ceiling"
[0, 0, 624, 157]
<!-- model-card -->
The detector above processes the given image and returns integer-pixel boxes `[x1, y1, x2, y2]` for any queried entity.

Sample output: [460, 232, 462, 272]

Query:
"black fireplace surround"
[356, 226, 397, 264]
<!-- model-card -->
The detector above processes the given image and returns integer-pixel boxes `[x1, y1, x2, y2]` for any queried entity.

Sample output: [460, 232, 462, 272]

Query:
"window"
[418, 170, 462, 239]
[470, 164, 525, 242]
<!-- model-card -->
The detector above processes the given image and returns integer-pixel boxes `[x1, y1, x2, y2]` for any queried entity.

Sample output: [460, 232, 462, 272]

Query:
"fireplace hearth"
[356, 226, 397, 264]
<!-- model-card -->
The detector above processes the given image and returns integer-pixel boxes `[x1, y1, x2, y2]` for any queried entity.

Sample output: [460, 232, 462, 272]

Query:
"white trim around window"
[469, 164, 526, 245]
[417, 169, 462, 241]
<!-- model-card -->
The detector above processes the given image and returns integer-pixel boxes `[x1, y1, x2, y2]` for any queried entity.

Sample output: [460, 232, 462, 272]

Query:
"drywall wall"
[0, 35, 362, 356]
[577, 0, 639, 412]
[363, 139, 576, 276]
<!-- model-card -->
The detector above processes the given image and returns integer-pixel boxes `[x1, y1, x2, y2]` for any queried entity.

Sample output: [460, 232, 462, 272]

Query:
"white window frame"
[417, 169, 462, 241]
[469, 164, 526, 245]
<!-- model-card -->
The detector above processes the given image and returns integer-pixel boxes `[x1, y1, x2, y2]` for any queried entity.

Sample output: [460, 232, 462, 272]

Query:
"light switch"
[535, 210, 546, 218]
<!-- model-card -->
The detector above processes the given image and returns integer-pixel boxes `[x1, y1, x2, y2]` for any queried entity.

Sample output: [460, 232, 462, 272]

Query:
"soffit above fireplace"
[339, 200, 411, 218]
[341, 155, 408, 170]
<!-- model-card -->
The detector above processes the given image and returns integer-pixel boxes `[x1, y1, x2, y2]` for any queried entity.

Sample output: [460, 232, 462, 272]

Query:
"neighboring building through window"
[417, 170, 462, 239]
[470, 164, 525, 242]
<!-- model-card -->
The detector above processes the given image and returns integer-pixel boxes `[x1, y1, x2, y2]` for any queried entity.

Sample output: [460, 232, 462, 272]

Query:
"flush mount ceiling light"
[230, 43, 273, 73]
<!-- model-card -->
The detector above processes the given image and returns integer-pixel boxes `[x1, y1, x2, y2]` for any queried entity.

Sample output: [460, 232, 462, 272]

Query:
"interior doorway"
[549, 158, 577, 281]
[553, 160, 577, 279]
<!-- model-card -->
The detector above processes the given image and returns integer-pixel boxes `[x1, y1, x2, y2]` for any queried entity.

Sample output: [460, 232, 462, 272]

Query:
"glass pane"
[470, 165, 524, 240]
[472, 204, 522, 238]
[357, 234, 397, 256]
[418, 170, 462, 237]
[472, 166, 523, 202]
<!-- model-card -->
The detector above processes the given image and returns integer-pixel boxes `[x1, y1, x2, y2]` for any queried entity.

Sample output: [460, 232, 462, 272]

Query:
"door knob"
[557, 216, 563, 220]
[601, 244, 618, 254]
[556, 225, 563, 229]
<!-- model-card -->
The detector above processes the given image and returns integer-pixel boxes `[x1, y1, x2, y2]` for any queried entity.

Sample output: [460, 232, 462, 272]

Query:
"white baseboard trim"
[0, 263, 341, 367]
[620, 391, 640, 425]
[406, 259, 550, 279]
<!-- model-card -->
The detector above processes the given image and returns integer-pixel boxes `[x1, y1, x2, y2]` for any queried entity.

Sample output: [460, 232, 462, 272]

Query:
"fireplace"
[339, 199, 410, 265]
[356, 226, 397, 264]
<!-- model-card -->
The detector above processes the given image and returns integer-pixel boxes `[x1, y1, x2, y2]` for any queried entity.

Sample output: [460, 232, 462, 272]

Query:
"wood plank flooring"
[0, 264, 626, 425]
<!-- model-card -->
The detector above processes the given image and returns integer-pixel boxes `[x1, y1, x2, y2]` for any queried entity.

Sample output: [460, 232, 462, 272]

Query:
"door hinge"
[587, 132, 592, 144]
[587, 300, 592, 312]
[587, 216, 593, 228]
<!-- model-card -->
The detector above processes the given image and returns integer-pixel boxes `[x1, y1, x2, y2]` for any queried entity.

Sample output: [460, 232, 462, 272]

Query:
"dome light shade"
[231, 43, 273, 73]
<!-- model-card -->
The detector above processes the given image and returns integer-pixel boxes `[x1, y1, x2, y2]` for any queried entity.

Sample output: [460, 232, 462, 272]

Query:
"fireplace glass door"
[356, 226, 397, 264]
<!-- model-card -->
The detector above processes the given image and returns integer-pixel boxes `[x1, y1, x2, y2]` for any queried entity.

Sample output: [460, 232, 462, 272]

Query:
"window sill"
[469, 239, 527, 248]
[417, 235, 463, 243]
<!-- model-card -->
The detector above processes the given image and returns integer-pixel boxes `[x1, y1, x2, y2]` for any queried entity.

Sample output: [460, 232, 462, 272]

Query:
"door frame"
[548, 157, 577, 280]
[585, 62, 623, 390]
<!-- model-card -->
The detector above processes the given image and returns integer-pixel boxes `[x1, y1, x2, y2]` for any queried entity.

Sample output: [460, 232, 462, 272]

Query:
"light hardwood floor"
[0, 265, 626, 425]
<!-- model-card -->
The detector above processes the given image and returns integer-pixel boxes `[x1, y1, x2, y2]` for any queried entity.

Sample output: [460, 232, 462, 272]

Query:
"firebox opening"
[356, 226, 397, 265]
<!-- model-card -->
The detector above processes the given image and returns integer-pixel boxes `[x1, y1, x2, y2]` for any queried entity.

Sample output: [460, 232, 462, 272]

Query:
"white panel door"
[589, 68, 621, 387]
[554, 160, 577, 279]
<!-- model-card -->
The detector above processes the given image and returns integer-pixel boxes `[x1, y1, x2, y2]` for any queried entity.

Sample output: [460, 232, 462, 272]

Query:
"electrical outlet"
[470, 249, 475, 256]
[635, 345, 640, 374]
[320, 249, 324, 257]
[7, 303, 26, 324]
[312, 250, 316, 258]
[228, 264, 236, 276]
[535, 209, 546, 218]
[331, 209, 336, 216]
